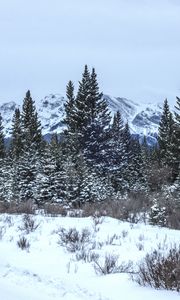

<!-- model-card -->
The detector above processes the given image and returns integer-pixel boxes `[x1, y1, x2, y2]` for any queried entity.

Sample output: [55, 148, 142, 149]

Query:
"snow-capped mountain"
[0, 94, 162, 143]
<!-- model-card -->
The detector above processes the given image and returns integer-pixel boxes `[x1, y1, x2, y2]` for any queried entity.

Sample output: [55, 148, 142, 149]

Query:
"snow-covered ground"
[0, 214, 180, 300]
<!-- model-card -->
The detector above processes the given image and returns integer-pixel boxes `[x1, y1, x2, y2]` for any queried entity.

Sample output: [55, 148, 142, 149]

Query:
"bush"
[82, 193, 149, 224]
[44, 203, 67, 217]
[133, 246, 180, 292]
[19, 214, 39, 234]
[0, 200, 35, 214]
[75, 250, 99, 263]
[93, 254, 133, 275]
[17, 236, 30, 251]
[58, 227, 91, 252]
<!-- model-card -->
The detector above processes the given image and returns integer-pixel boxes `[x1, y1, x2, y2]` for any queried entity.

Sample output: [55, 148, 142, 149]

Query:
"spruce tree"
[63, 66, 111, 167]
[74, 65, 91, 136]
[18, 148, 37, 203]
[83, 67, 111, 169]
[21, 90, 42, 152]
[35, 144, 57, 206]
[158, 99, 174, 166]
[18, 91, 43, 203]
[128, 138, 147, 191]
[0, 113, 6, 202]
[171, 96, 180, 178]
[0, 113, 5, 159]
[10, 108, 23, 159]
[111, 110, 124, 140]
[107, 111, 127, 191]
[64, 80, 76, 132]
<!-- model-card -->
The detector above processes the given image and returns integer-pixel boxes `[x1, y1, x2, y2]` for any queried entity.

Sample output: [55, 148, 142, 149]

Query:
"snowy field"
[0, 213, 180, 300]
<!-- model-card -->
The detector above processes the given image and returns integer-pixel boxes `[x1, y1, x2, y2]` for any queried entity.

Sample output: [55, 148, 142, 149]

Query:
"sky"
[0, 0, 180, 105]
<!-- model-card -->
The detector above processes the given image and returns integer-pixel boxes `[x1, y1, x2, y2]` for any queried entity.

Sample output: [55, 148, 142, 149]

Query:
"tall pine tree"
[158, 99, 174, 166]
[10, 108, 23, 159]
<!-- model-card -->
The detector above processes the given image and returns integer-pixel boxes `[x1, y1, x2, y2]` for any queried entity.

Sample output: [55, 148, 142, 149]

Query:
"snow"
[0, 93, 163, 139]
[0, 213, 180, 299]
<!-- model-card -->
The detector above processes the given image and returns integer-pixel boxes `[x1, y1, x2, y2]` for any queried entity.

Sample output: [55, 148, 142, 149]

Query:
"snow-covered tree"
[149, 198, 167, 227]
[10, 108, 23, 159]
[0, 113, 5, 159]
[21, 90, 43, 152]
[158, 99, 174, 166]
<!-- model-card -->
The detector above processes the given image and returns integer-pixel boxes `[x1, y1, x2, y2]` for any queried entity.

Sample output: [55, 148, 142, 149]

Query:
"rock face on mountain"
[0, 93, 162, 144]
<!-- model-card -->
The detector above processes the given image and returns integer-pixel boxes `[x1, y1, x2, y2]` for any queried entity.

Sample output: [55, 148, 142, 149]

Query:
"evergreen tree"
[18, 148, 37, 203]
[83, 67, 111, 169]
[63, 66, 111, 167]
[158, 99, 174, 166]
[35, 144, 57, 206]
[10, 108, 23, 159]
[16, 91, 43, 203]
[128, 138, 147, 191]
[0, 113, 6, 202]
[63, 80, 76, 132]
[149, 198, 167, 226]
[171, 96, 180, 178]
[141, 136, 152, 172]
[21, 90, 42, 152]
[0, 113, 5, 159]
[111, 110, 124, 140]
[74, 65, 91, 136]
[107, 111, 127, 191]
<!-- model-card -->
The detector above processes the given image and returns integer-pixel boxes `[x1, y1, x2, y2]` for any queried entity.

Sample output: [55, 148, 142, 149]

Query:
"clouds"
[0, 0, 180, 104]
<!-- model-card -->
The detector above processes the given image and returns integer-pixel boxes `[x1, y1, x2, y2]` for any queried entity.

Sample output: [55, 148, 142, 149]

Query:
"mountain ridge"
[0, 94, 162, 144]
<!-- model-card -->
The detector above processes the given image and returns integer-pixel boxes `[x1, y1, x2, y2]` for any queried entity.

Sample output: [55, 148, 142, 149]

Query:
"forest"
[0, 65, 179, 229]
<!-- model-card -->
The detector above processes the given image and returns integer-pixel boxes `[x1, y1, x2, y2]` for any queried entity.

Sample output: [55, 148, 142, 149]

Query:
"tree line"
[0, 65, 179, 210]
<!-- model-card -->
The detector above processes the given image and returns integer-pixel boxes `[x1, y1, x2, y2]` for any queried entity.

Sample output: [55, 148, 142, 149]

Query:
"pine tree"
[74, 65, 91, 136]
[171, 96, 180, 178]
[107, 111, 127, 191]
[63, 66, 111, 167]
[83, 67, 111, 170]
[0, 158, 8, 202]
[10, 108, 23, 159]
[64, 80, 76, 132]
[0, 113, 5, 159]
[18, 148, 37, 203]
[21, 90, 42, 152]
[149, 198, 167, 226]
[158, 99, 174, 166]
[111, 110, 124, 140]
[16, 91, 43, 203]
[0, 113, 6, 202]
[128, 138, 147, 191]
[35, 145, 57, 206]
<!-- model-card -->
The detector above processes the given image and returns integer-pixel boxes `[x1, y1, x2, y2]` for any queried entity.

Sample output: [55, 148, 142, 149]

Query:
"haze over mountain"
[0, 0, 180, 105]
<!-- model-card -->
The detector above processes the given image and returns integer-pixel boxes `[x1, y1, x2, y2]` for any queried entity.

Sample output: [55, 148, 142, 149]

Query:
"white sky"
[0, 0, 180, 104]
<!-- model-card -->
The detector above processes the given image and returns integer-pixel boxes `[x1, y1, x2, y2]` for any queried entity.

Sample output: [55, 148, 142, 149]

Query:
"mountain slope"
[0, 94, 162, 143]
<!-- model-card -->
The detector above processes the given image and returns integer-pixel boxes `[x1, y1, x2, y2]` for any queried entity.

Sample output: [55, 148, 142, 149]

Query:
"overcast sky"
[0, 0, 180, 105]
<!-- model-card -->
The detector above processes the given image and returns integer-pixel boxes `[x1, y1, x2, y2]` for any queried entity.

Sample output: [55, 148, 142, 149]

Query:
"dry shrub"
[17, 236, 30, 251]
[0, 201, 9, 213]
[75, 250, 99, 263]
[82, 193, 149, 223]
[19, 214, 39, 234]
[44, 203, 67, 216]
[82, 200, 123, 219]
[58, 227, 91, 252]
[93, 254, 133, 275]
[133, 246, 180, 292]
[0, 200, 35, 215]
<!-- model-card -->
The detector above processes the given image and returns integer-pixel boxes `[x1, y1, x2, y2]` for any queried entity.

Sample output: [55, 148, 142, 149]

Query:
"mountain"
[0, 94, 162, 145]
